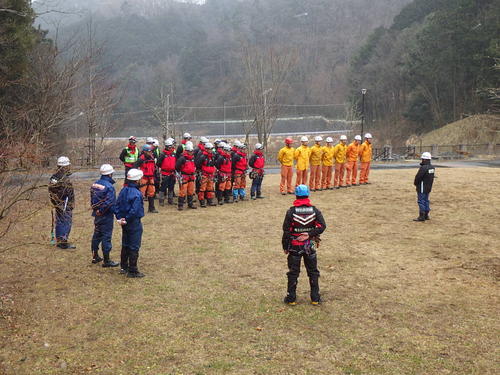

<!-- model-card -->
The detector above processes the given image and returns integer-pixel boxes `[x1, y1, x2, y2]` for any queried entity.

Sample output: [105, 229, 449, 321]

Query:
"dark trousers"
[417, 192, 430, 212]
[55, 208, 72, 241]
[160, 174, 176, 196]
[250, 175, 264, 197]
[287, 252, 320, 301]
[91, 213, 114, 254]
[120, 219, 143, 272]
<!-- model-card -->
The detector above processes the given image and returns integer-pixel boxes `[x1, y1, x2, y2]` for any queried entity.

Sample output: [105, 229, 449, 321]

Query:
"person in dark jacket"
[282, 184, 326, 305]
[157, 138, 177, 206]
[90, 164, 119, 267]
[115, 169, 145, 278]
[249, 143, 265, 200]
[176, 132, 192, 158]
[49, 156, 76, 249]
[413, 152, 436, 222]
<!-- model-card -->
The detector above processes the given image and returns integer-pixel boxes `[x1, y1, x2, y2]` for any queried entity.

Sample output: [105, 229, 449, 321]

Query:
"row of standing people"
[120, 133, 267, 212]
[277, 133, 373, 194]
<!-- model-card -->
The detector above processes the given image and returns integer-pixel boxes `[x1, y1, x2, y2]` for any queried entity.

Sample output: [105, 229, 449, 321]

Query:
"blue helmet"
[142, 144, 153, 152]
[295, 184, 309, 197]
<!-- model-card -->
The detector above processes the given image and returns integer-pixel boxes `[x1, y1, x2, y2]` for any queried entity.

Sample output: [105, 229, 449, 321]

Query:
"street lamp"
[361, 89, 367, 137]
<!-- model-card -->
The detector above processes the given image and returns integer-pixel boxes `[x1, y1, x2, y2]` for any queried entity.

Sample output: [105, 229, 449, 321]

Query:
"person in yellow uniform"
[359, 133, 373, 184]
[345, 135, 362, 187]
[294, 136, 310, 187]
[333, 135, 348, 189]
[277, 137, 295, 195]
[309, 136, 324, 191]
[321, 137, 335, 190]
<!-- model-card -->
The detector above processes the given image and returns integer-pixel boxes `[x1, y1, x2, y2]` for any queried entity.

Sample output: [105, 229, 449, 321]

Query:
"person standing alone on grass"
[294, 136, 310, 187]
[345, 135, 362, 187]
[413, 152, 435, 222]
[277, 137, 295, 195]
[309, 136, 324, 191]
[90, 164, 119, 267]
[249, 143, 266, 200]
[359, 133, 373, 185]
[48, 156, 76, 249]
[116, 169, 145, 278]
[282, 184, 326, 305]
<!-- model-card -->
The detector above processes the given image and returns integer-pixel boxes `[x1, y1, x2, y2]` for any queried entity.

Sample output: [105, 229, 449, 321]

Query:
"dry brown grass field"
[1, 168, 499, 375]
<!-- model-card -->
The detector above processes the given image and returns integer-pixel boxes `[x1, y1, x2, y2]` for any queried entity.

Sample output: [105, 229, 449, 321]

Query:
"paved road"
[64, 159, 500, 180]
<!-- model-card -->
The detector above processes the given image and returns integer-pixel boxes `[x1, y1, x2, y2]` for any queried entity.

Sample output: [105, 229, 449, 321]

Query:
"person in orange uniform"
[345, 135, 362, 187]
[332, 135, 348, 189]
[277, 137, 295, 195]
[294, 136, 310, 187]
[321, 137, 335, 190]
[309, 136, 323, 191]
[175, 142, 197, 210]
[359, 133, 373, 185]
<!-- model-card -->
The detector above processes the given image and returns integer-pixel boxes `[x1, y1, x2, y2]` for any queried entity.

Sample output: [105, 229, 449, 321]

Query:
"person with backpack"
[281, 184, 326, 305]
[157, 138, 177, 206]
[413, 152, 436, 222]
[249, 143, 265, 200]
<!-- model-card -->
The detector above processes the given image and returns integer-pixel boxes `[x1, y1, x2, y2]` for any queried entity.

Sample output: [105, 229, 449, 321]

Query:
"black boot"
[224, 190, 232, 204]
[178, 196, 185, 211]
[158, 192, 165, 206]
[167, 191, 174, 205]
[188, 195, 197, 209]
[200, 199, 207, 208]
[284, 277, 297, 305]
[207, 198, 217, 207]
[148, 197, 158, 213]
[309, 277, 321, 305]
[256, 191, 264, 199]
[91, 250, 103, 264]
[120, 247, 129, 274]
[102, 252, 120, 268]
[251, 193, 256, 200]
[413, 211, 426, 222]
[57, 239, 76, 249]
[127, 252, 145, 278]
[424, 211, 430, 220]
[217, 191, 224, 205]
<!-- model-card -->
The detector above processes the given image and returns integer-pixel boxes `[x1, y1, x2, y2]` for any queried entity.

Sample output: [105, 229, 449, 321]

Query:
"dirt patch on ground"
[1, 167, 499, 374]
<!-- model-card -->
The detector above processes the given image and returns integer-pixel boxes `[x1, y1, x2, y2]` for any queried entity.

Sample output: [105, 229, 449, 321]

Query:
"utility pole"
[223, 101, 226, 136]
[361, 88, 367, 137]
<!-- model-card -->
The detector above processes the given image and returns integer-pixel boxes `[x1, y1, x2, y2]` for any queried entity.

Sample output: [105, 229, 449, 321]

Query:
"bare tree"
[242, 44, 296, 152]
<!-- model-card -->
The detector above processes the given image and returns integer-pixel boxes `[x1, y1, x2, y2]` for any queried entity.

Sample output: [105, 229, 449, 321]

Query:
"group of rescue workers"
[48, 130, 435, 303]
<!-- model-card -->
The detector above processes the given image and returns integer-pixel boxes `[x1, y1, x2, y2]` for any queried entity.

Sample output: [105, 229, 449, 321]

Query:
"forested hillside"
[349, 0, 499, 137]
[36, 0, 412, 130]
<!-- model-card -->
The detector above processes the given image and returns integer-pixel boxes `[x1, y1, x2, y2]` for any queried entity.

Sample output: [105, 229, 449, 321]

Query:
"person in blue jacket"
[90, 164, 119, 267]
[115, 168, 146, 278]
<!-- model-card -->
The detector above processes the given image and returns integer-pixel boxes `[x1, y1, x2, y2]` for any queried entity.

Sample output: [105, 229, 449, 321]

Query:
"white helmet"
[214, 138, 221, 144]
[421, 152, 432, 160]
[205, 142, 214, 149]
[164, 139, 174, 147]
[354, 135, 362, 141]
[218, 142, 227, 148]
[185, 142, 194, 152]
[127, 168, 143, 181]
[146, 137, 154, 143]
[183, 132, 191, 139]
[365, 133, 373, 139]
[153, 139, 159, 147]
[57, 156, 70, 167]
[314, 136, 323, 142]
[223, 143, 232, 151]
[255, 143, 264, 150]
[200, 136, 209, 143]
[340, 135, 347, 141]
[300, 136, 309, 142]
[100, 164, 114, 175]
[326, 137, 333, 143]
[234, 140, 242, 147]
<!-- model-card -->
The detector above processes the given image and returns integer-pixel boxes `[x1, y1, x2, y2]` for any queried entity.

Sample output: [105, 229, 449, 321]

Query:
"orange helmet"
[285, 137, 293, 144]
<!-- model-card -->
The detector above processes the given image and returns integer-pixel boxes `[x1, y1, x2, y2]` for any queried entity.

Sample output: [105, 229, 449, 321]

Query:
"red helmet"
[285, 137, 293, 144]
